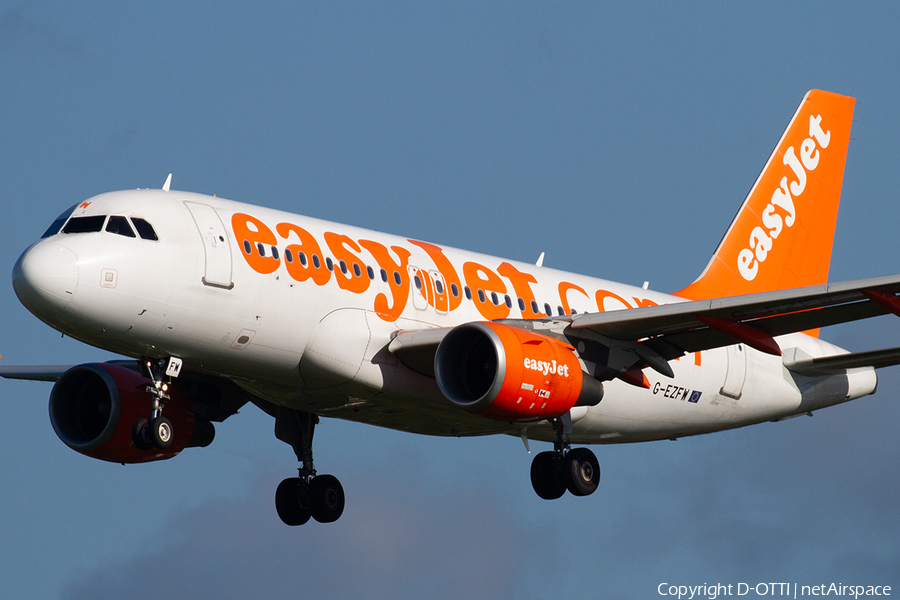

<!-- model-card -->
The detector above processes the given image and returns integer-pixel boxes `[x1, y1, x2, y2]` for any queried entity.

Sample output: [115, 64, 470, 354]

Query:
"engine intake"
[435, 322, 602, 422]
[49, 362, 214, 463]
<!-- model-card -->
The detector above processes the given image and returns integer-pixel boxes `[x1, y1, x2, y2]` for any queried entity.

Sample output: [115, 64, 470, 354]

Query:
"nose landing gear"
[530, 414, 600, 499]
[274, 408, 345, 525]
[132, 357, 182, 451]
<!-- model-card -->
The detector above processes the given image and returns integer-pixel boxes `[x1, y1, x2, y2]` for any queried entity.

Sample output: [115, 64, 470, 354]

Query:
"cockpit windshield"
[41, 205, 77, 238]
[42, 209, 159, 241]
[106, 216, 136, 238]
[131, 218, 158, 241]
[62, 215, 106, 234]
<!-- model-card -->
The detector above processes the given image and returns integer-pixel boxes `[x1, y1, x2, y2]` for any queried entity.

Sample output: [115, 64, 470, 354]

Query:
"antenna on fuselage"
[535, 252, 545, 267]
[162, 173, 173, 192]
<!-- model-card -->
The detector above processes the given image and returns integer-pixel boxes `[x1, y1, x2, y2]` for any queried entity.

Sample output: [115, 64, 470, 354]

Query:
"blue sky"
[1, 2, 899, 598]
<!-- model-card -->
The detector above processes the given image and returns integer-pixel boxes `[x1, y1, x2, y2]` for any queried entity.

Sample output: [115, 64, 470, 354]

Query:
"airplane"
[3, 89, 900, 526]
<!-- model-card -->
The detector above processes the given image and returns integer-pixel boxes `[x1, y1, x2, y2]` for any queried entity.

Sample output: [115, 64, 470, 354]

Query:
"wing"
[0, 365, 73, 382]
[389, 273, 900, 381]
[0, 359, 144, 382]
[570, 273, 900, 354]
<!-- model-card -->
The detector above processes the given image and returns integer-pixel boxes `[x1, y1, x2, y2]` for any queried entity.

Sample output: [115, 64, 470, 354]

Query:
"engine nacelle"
[49, 362, 214, 463]
[435, 322, 603, 422]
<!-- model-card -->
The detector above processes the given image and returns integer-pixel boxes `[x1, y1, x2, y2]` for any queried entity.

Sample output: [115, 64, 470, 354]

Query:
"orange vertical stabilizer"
[676, 90, 856, 318]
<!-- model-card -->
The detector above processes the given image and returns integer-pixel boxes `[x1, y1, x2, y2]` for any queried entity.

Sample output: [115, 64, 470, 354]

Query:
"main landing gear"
[274, 408, 345, 526]
[530, 415, 600, 500]
[132, 356, 183, 451]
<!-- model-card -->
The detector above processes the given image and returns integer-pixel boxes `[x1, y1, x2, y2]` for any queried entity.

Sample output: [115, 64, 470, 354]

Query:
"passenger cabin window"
[42, 205, 77, 238]
[131, 218, 159, 241]
[106, 216, 136, 238]
[62, 215, 106, 234]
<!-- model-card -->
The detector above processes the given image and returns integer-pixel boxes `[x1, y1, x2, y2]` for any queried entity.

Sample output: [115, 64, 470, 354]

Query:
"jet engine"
[49, 362, 214, 463]
[434, 322, 603, 422]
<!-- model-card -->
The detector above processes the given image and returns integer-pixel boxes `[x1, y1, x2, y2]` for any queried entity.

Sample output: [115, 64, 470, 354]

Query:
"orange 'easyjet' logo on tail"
[738, 113, 832, 281]
[676, 90, 855, 302]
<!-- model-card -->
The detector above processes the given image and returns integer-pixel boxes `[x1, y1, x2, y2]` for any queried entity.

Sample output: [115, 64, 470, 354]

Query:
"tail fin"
[677, 90, 855, 302]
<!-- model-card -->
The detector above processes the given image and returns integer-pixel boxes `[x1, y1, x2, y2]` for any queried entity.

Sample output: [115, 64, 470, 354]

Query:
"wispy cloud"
[61, 469, 531, 600]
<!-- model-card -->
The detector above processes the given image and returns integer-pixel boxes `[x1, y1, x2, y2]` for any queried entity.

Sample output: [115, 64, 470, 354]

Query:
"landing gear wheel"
[530, 451, 566, 500]
[563, 447, 600, 497]
[132, 418, 153, 451]
[275, 477, 311, 526]
[151, 416, 173, 449]
[309, 474, 345, 523]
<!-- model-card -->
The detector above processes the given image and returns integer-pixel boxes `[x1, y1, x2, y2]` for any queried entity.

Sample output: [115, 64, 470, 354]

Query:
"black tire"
[530, 451, 566, 500]
[563, 447, 600, 497]
[275, 477, 311, 526]
[309, 474, 345, 523]
[151, 416, 173, 449]
[132, 418, 153, 451]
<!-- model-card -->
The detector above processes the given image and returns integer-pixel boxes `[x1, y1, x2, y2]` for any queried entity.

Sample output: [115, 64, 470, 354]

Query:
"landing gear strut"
[274, 408, 345, 525]
[132, 356, 182, 451]
[530, 413, 600, 499]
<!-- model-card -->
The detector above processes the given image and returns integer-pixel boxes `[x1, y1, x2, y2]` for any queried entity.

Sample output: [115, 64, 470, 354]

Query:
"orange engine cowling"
[49, 362, 214, 463]
[434, 322, 603, 422]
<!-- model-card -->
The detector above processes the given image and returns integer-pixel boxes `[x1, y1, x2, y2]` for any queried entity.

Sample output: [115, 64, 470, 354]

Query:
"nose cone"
[12, 240, 79, 318]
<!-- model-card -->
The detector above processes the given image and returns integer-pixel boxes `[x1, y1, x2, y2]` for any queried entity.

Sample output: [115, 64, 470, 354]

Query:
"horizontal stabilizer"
[783, 346, 900, 375]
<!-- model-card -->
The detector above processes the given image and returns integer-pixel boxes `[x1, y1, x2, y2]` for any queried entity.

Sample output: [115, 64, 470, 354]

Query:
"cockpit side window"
[106, 216, 136, 238]
[62, 215, 107, 234]
[130, 218, 159, 241]
[41, 205, 77, 238]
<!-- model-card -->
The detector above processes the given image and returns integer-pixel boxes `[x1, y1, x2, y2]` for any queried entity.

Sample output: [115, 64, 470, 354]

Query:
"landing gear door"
[184, 202, 234, 290]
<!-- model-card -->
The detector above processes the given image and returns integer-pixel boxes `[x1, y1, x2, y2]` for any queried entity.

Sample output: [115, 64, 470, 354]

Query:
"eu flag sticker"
[688, 390, 702, 403]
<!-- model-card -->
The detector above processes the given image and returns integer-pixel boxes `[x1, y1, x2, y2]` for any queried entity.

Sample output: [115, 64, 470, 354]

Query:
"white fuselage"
[13, 189, 877, 444]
